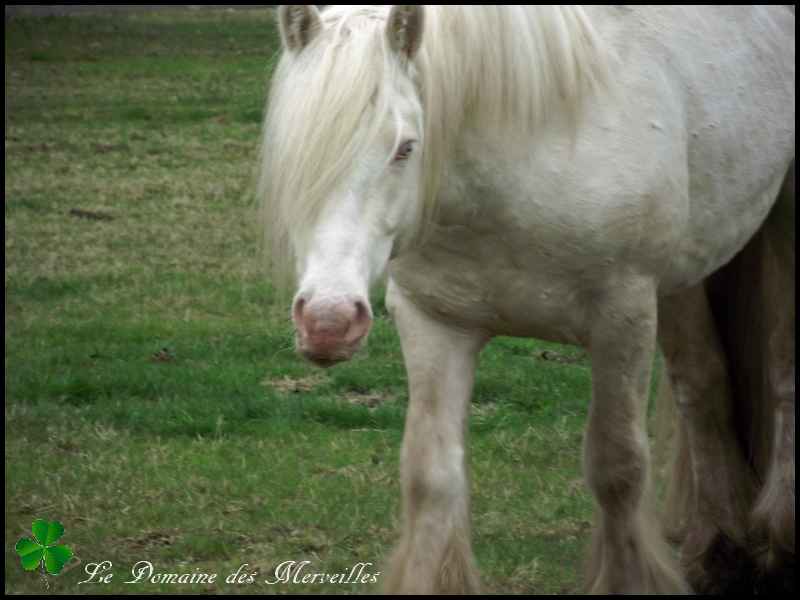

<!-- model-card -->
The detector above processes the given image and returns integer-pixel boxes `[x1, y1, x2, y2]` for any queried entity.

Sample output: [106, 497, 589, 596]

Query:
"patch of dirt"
[533, 349, 587, 365]
[263, 374, 327, 393]
[119, 530, 176, 550]
[93, 143, 130, 154]
[69, 208, 115, 222]
[150, 347, 176, 363]
[343, 390, 391, 409]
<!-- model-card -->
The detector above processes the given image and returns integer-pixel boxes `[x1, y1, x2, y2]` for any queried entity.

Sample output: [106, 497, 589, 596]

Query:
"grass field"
[5, 9, 659, 594]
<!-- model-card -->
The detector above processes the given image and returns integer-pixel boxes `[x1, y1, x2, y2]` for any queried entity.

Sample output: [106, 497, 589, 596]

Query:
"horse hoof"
[686, 533, 757, 595]
[752, 550, 795, 595]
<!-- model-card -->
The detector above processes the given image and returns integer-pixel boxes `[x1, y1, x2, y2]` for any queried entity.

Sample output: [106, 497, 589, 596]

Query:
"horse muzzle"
[292, 295, 372, 367]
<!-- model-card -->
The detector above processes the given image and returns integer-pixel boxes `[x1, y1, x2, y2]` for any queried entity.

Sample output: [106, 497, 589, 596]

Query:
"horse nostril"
[292, 296, 307, 328]
[354, 300, 369, 322]
[345, 299, 373, 344]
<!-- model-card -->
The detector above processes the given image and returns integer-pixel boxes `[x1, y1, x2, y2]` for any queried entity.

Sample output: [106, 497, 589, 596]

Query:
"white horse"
[258, 5, 795, 594]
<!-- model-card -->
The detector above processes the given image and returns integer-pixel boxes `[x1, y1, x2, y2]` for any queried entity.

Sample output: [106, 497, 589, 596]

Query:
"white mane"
[258, 5, 612, 291]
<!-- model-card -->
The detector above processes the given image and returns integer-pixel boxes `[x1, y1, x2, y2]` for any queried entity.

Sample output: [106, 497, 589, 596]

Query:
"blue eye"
[394, 140, 415, 161]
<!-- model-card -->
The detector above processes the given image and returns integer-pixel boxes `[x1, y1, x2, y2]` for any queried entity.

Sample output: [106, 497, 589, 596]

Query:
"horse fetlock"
[384, 530, 480, 594]
[682, 531, 758, 595]
[586, 512, 688, 594]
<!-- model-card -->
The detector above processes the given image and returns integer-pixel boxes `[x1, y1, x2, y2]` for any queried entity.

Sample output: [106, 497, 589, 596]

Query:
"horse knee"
[584, 432, 648, 517]
[404, 446, 467, 512]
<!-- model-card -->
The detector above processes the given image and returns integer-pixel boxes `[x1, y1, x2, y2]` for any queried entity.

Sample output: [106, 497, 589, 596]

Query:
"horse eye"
[394, 140, 415, 161]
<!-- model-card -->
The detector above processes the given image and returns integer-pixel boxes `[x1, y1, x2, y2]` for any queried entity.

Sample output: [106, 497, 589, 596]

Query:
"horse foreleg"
[584, 275, 688, 594]
[383, 281, 485, 594]
[658, 284, 757, 593]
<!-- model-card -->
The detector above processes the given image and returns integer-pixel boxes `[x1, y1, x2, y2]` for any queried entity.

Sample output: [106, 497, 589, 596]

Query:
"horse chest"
[389, 229, 599, 345]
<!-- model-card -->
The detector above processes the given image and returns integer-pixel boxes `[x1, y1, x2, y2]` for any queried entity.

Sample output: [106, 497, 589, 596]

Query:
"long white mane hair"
[258, 5, 612, 293]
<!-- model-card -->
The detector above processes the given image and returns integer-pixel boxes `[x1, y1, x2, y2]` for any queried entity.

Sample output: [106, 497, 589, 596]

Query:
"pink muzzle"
[292, 295, 372, 367]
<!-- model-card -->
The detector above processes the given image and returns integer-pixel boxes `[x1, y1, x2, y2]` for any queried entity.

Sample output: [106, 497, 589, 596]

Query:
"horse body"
[391, 5, 794, 343]
[261, 5, 794, 593]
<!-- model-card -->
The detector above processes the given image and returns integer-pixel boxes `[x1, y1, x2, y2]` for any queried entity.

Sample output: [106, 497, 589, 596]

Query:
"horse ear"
[278, 5, 322, 54]
[386, 5, 425, 62]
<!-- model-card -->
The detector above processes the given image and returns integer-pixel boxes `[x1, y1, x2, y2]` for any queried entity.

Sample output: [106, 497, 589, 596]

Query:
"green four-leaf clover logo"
[15, 519, 74, 575]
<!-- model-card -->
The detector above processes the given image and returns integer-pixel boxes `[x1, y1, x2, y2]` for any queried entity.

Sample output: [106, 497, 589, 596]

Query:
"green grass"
[4, 9, 666, 594]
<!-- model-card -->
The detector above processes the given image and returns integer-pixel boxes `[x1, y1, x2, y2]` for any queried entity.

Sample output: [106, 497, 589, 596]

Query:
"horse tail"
[709, 163, 795, 561]
[655, 163, 795, 591]
[745, 164, 795, 577]
[655, 162, 795, 585]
